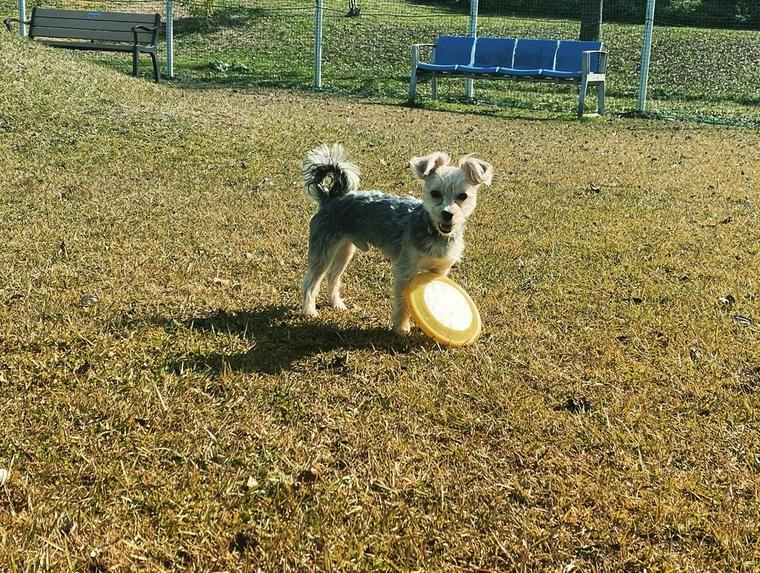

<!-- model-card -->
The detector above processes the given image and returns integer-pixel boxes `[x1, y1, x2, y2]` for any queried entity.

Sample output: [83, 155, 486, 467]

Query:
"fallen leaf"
[79, 294, 99, 307]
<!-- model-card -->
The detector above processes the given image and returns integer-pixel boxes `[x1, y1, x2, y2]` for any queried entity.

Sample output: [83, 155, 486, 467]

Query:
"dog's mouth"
[438, 221, 454, 235]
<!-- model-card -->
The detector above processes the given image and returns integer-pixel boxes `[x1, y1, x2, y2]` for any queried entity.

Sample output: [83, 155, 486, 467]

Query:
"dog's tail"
[301, 143, 360, 204]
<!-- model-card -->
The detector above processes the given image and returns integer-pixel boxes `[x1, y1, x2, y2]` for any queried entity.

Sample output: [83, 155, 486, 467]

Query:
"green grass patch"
[3, 0, 760, 122]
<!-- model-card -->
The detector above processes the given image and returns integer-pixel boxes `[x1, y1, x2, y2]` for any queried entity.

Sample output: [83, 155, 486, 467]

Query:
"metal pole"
[637, 0, 656, 112]
[465, 0, 478, 99]
[166, 0, 174, 78]
[17, 0, 26, 37]
[314, 0, 323, 89]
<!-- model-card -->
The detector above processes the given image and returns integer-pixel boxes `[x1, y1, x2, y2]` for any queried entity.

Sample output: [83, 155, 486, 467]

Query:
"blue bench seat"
[417, 63, 462, 73]
[408, 35, 608, 118]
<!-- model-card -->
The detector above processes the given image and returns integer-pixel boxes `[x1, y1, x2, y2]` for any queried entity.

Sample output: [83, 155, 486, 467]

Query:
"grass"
[164, 0, 760, 122]
[1, 31, 759, 571]
[6, 0, 759, 122]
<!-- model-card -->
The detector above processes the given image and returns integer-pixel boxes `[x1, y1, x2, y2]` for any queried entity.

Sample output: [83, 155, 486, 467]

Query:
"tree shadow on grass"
[155, 305, 418, 376]
[172, 6, 267, 37]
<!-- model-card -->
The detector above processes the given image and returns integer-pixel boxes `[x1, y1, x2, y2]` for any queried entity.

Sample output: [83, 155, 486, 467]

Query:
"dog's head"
[410, 152, 493, 237]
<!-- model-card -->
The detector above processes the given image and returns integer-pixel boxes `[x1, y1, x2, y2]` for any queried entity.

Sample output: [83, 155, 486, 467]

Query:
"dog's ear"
[410, 152, 450, 179]
[459, 155, 493, 186]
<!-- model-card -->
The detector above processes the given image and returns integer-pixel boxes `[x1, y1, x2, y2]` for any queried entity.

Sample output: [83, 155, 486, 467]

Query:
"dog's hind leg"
[302, 242, 332, 318]
[392, 257, 417, 335]
[326, 240, 355, 310]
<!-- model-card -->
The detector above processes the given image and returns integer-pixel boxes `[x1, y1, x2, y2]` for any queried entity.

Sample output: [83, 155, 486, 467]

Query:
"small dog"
[300, 143, 493, 334]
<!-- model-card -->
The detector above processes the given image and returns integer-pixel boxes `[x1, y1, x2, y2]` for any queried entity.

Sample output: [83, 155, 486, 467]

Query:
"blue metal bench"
[408, 36, 608, 118]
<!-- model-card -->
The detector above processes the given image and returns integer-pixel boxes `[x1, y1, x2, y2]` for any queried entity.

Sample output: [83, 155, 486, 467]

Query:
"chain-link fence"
[3, 0, 759, 125]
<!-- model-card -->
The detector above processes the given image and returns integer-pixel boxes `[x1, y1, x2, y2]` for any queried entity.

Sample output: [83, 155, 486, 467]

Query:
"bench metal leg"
[598, 81, 606, 115]
[150, 51, 160, 83]
[431, 73, 438, 101]
[132, 47, 140, 77]
[578, 77, 588, 118]
[408, 70, 418, 103]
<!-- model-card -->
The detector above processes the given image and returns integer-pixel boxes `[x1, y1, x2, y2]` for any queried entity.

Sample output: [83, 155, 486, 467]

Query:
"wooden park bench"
[4, 7, 161, 82]
[408, 35, 608, 118]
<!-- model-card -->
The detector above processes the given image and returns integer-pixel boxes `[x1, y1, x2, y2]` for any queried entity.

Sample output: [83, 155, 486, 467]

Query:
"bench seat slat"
[33, 8, 158, 24]
[497, 67, 545, 77]
[541, 69, 583, 79]
[31, 27, 154, 43]
[458, 65, 500, 74]
[38, 40, 148, 52]
[418, 63, 460, 72]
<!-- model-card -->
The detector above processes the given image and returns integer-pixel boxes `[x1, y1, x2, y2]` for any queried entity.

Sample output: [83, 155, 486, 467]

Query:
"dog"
[300, 143, 493, 334]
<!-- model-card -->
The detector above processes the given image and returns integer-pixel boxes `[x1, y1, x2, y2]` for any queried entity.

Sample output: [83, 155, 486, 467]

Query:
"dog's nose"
[441, 211, 453, 222]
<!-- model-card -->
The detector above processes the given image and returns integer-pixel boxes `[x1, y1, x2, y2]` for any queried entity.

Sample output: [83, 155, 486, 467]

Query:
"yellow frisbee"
[406, 272, 482, 347]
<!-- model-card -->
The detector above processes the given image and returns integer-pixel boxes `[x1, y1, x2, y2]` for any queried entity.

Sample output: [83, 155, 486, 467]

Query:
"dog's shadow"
[153, 305, 417, 376]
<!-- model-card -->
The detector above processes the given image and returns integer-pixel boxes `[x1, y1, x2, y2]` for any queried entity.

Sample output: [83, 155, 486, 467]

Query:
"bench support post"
[408, 44, 419, 102]
[166, 0, 174, 78]
[132, 47, 140, 78]
[465, 0, 478, 100]
[578, 80, 588, 118]
[17, 0, 26, 36]
[314, 0, 324, 89]
[578, 50, 607, 118]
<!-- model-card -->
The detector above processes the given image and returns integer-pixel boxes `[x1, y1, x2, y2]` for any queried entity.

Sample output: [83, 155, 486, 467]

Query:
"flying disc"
[406, 272, 482, 347]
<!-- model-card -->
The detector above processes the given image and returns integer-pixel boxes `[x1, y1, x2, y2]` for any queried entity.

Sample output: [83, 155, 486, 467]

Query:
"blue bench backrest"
[555, 40, 603, 72]
[472, 37, 516, 68]
[513, 39, 559, 70]
[433, 36, 476, 66]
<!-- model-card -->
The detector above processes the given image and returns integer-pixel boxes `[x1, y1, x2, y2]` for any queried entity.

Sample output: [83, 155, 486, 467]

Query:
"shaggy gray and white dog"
[300, 143, 493, 334]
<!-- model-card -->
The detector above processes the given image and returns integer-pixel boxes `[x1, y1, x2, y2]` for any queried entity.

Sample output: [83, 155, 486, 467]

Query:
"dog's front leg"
[430, 260, 454, 276]
[392, 257, 417, 335]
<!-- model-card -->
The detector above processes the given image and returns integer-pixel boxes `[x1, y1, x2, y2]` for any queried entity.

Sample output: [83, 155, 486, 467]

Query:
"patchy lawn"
[0, 33, 758, 571]
[7, 0, 759, 122]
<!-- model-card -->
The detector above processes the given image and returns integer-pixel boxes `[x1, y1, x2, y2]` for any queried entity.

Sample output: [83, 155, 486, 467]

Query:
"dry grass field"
[1, 34, 758, 571]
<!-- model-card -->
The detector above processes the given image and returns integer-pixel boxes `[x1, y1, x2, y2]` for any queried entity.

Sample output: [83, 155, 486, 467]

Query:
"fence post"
[17, 0, 26, 36]
[166, 0, 174, 78]
[465, 0, 478, 99]
[314, 0, 323, 89]
[638, 0, 656, 112]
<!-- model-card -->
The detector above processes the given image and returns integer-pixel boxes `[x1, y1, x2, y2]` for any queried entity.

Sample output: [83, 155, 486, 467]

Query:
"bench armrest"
[132, 24, 158, 46]
[411, 43, 435, 68]
[582, 49, 608, 75]
[4, 17, 30, 32]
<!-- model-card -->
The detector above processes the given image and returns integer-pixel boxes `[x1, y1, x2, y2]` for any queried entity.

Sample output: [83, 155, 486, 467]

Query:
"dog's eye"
[457, 193, 468, 201]
[430, 190, 442, 199]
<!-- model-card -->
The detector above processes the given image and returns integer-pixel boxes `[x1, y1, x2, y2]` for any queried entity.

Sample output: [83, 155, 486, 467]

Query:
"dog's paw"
[393, 324, 412, 336]
[303, 307, 319, 319]
[331, 299, 348, 311]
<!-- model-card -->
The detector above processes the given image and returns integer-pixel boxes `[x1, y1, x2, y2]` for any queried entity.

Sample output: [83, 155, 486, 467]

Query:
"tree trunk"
[579, 0, 603, 40]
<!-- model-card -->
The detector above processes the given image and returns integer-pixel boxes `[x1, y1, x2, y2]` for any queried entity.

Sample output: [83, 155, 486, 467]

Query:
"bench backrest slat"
[33, 7, 158, 24]
[433, 36, 476, 66]
[513, 39, 559, 70]
[31, 27, 154, 43]
[555, 40, 603, 72]
[33, 16, 154, 33]
[29, 8, 159, 43]
[472, 37, 516, 68]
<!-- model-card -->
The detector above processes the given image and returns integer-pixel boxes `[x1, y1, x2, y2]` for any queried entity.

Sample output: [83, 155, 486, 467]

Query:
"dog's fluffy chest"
[413, 233, 464, 273]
